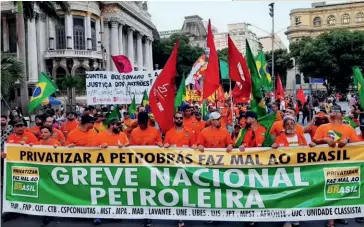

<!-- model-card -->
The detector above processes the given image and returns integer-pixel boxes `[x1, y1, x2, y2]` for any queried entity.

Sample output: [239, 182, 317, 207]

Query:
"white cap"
[209, 111, 221, 120]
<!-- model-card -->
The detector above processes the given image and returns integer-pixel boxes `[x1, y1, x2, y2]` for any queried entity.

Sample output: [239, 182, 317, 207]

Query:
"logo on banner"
[324, 167, 361, 200]
[11, 166, 39, 198]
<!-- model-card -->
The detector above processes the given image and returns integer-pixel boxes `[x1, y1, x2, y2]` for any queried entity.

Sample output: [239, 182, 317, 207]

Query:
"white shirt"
[286, 135, 299, 147]
[280, 100, 286, 111]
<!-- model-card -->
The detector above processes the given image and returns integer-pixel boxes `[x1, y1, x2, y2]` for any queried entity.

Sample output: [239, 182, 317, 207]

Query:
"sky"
[148, 1, 313, 48]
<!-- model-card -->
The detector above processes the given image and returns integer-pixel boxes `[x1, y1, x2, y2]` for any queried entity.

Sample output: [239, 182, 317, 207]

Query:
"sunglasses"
[174, 117, 183, 120]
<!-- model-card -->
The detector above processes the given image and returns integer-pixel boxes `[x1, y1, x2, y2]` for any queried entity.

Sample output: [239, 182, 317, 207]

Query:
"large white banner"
[86, 70, 161, 105]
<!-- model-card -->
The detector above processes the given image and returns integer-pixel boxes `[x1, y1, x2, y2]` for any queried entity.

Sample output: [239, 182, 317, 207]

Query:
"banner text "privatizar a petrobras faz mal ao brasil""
[3, 144, 364, 221]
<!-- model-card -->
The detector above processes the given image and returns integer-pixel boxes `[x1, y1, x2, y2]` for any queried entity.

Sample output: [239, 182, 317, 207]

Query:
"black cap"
[331, 105, 342, 113]
[81, 115, 96, 124]
[138, 112, 149, 124]
[182, 105, 191, 112]
[13, 119, 24, 126]
[195, 112, 201, 116]
[244, 111, 258, 120]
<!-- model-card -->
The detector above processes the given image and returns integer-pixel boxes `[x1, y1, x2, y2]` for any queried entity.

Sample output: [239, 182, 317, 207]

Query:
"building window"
[73, 17, 85, 50]
[356, 12, 364, 23]
[56, 17, 66, 49]
[313, 17, 322, 26]
[327, 15, 336, 25]
[295, 17, 301, 25]
[8, 18, 17, 53]
[91, 20, 96, 51]
[341, 14, 350, 24]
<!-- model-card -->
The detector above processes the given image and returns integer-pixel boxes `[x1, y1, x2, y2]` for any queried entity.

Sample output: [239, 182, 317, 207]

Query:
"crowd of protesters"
[1, 92, 364, 227]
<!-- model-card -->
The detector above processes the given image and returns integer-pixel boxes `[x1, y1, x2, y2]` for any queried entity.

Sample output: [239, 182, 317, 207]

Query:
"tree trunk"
[17, 2, 29, 116]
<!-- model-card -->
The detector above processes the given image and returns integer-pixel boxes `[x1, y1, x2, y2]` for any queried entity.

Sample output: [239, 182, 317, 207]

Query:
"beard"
[36, 122, 43, 126]
[112, 128, 121, 134]
[215, 124, 221, 128]
[245, 123, 252, 128]
[175, 122, 183, 127]
[1, 122, 6, 127]
[67, 118, 74, 121]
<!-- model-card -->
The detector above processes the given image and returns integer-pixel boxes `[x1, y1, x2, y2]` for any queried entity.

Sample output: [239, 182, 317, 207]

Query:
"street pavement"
[2, 102, 363, 227]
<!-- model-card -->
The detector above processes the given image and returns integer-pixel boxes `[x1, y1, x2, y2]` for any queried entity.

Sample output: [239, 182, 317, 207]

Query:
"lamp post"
[269, 2, 275, 91]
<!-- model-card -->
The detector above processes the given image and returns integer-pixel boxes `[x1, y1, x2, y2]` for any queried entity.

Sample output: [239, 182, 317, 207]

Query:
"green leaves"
[264, 48, 293, 86]
[1, 55, 24, 99]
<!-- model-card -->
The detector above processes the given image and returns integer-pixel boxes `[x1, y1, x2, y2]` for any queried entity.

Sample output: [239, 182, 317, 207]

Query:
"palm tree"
[1, 56, 24, 99]
[15, 1, 70, 115]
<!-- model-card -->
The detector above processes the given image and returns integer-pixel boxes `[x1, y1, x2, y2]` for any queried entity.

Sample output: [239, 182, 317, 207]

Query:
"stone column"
[142, 38, 148, 71]
[2, 15, 9, 52]
[136, 32, 143, 71]
[36, 14, 47, 73]
[27, 19, 39, 82]
[96, 19, 101, 51]
[110, 20, 119, 71]
[145, 37, 151, 71]
[149, 39, 154, 71]
[86, 12, 92, 50]
[103, 20, 110, 71]
[127, 27, 135, 69]
[48, 18, 56, 50]
[65, 14, 73, 49]
[118, 22, 124, 55]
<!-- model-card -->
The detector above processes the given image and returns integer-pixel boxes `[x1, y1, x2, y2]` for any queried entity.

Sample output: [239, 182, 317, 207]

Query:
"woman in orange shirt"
[38, 126, 61, 147]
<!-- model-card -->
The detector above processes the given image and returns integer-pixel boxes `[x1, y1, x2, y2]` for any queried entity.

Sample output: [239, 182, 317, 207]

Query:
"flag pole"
[229, 78, 234, 128]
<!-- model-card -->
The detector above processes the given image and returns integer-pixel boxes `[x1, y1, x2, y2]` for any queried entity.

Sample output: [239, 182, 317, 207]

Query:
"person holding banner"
[237, 111, 266, 152]
[65, 115, 97, 147]
[28, 114, 45, 139]
[270, 107, 304, 138]
[44, 117, 65, 145]
[92, 118, 129, 148]
[163, 112, 197, 149]
[197, 112, 233, 152]
[129, 112, 162, 147]
[37, 126, 61, 147]
[6, 119, 38, 147]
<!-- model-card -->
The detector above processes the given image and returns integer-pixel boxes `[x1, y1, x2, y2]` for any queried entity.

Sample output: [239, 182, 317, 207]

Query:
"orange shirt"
[270, 120, 304, 137]
[195, 120, 206, 133]
[274, 132, 307, 147]
[242, 124, 267, 148]
[94, 122, 106, 133]
[164, 127, 196, 147]
[7, 132, 38, 144]
[38, 139, 61, 146]
[306, 124, 318, 140]
[239, 117, 247, 128]
[61, 120, 79, 136]
[65, 127, 98, 146]
[183, 117, 198, 130]
[130, 126, 162, 145]
[124, 119, 136, 128]
[197, 127, 233, 148]
[275, 111, 283, 121]
[93, 131, 129, 146]
[51, 128, 65, 144]
[313, 123, 360, 143]
[28, 125, 41, 138]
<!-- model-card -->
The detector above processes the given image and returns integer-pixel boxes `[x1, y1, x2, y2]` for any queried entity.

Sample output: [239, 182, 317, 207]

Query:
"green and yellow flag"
[256, 51, 273, 92]
[201, 100, 208, 120]
[103, 105, 121, 127]
[142, 90, 149, 107]
[246, 40, 266, 117]
[352, 66, 364, 110]
[128, 95, 137, 114]
[174, 75, 186, 109]
[343, 116, 358, 129]
[28, 72, 57, 112]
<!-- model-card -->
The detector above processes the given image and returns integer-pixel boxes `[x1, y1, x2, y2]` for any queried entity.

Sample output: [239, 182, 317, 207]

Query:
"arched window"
[91, 20, 96, 51]
[313, 17, 321, 26]
[327, 15, 336, 25]
[56, 17, 66, 49]
[356, 12, 364, 22]
[341, 14, 350, 24]
[73, 17, 85, 50]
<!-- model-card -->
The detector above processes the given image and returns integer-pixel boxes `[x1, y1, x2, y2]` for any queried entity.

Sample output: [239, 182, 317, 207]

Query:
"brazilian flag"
[142, 90, 149, 107]
[328, 130, 342, 142]
[343, 116, 358, 129]
[256, 51, 273, 92]
[128, 95, 137, 114]
[29, 72, 57, 112]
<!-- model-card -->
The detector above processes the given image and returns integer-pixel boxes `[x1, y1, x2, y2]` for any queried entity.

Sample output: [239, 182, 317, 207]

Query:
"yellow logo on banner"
[185, 90, 202, 102]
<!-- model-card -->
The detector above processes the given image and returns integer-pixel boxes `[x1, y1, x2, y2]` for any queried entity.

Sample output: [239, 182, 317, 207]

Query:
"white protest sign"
[85, 70, 161, 105]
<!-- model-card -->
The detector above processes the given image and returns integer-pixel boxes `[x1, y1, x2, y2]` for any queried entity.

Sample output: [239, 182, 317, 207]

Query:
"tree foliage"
[289, 29, 364, 93]
[264, 49, 294, 87]
[1, 56, 24, 100]
[56, 76, 85, 91]
[152, 33, 205, 77]
[217, 48, 228, 62]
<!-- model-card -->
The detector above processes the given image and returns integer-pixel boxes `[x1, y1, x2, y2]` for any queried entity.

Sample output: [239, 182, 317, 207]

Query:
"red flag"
[149, 41, 179, 133]
[203, 20, 220, 99]
[296, 86, 306, 105]
[111, 55, 133, 73]
[275, 74, 285, 99]
[217, 86, 225, 102]
[228, 35, 252, 100]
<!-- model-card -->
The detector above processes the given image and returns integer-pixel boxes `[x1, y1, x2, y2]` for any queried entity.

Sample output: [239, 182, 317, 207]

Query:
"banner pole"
[229, 78, 234, 128]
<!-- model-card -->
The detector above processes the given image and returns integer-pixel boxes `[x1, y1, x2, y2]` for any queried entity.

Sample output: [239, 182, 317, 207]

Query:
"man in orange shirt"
[6, 119, 38, 146]
[197, 112, 233, 152]
[270, 107, 304, 138]
[61, 112, 79, 137]
[194, 112, 206, 133]
[28, 115, 44, 139]
[44, 117, 65, 145]
[304, 109, 329, 140]
[93, 118, 129, 147]
[130, 112, 162, 146]
[183, 105, 198, 131]
[236, 111, 267, 151]
[272, 102, 283, 122]
[65, 115, 97, 147]
[93, 114, 106, 133]
[38, 126, 61, 146]
[164, 112, 196, 148]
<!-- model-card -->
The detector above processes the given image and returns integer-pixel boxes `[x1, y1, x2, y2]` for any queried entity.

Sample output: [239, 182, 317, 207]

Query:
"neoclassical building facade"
[285, 1, 364, 43]
[1, 1, 155, 88]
